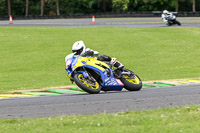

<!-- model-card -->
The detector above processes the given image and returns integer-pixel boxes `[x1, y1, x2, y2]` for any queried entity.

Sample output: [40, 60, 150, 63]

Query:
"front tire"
[73, 73, 101, 94]
[120, 69, 142, 91]
[175, 20, 181, 26]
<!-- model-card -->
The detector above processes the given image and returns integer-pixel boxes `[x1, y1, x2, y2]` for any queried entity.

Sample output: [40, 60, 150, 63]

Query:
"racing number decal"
[66, 59, 72, 69]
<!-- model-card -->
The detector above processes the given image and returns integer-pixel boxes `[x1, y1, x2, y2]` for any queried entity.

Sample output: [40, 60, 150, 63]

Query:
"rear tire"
[74, 73, 101, 94]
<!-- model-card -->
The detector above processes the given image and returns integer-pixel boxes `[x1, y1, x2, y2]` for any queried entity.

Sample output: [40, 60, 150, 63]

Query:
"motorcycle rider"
[161, 10, 174, 25]
[65, 40, 124, 69]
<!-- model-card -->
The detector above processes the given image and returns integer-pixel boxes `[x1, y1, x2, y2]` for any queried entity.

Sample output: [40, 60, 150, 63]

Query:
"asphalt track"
[0, 17, 200, 119]
[0, 17, 200, 27]
[0, 85, 200, 119]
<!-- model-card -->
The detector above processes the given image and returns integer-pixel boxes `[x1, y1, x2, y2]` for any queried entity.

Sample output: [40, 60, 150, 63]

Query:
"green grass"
[0, 27, 200, 93]
[0, 27, 200, 132]
[0, 105, 200, 133]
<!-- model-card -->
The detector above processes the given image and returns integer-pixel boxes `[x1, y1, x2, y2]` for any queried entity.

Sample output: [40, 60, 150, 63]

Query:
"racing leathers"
[65, 48, 124, 69]
[161, 12, 174, 25]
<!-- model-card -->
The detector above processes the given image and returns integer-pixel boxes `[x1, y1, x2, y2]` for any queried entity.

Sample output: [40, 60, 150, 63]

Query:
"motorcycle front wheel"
[175, 20, 181, 26]
[120, 69, 142, 91]
[73, 73, 101, 94]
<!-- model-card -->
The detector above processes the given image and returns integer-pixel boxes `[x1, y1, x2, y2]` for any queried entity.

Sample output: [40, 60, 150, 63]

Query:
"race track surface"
[0, 17, 200, 27]
[0, 85, 200, 119]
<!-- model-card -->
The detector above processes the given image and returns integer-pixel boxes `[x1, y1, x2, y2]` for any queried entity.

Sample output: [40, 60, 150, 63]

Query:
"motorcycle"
[65, 54, 142, 94]
[163, 14, 181, 26]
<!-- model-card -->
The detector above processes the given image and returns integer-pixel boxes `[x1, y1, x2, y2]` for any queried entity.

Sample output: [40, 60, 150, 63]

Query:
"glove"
[97, 55, 111, 61]
[82, 50, 94, 57]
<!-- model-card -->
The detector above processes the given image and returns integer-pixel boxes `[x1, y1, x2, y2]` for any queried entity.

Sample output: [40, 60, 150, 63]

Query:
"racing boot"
[111, 58, 124, 70]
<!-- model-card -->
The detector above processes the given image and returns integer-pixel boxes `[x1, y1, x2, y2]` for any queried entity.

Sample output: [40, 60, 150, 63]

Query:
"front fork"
[113, 68, 136, 79]
[80, 67, 96, 82]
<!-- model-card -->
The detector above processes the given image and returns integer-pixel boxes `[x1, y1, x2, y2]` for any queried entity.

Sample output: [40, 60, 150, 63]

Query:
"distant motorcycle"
[166, 15, 181, 26]
[162, 13, 181, 26]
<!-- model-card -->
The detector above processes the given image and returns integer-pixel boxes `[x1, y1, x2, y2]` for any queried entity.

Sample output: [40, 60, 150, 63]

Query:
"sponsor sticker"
[66, 59, 72, 69]
[105, 78, 118, 86]
[116, 79, 124, 85]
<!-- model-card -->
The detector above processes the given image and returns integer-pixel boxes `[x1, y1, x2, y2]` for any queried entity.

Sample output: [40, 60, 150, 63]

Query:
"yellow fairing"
[68, 73, 72, 78]
[73, 56, 110, 71]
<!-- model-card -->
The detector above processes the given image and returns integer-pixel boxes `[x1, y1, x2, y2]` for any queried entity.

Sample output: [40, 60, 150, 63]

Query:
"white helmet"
[163, 10, 169, 14]
[72, 40, 86, 55]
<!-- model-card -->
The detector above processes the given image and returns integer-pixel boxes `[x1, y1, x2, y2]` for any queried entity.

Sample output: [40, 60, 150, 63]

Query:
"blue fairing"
[65, 56, 76, 77]
[81, 65, 124, 91]
[78, 71, 88, 78]
[66, 56, 124, 91]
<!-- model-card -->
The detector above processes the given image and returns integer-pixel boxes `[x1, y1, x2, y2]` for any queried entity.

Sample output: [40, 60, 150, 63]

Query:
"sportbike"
[65, 55, 142, 94]
[164, 15, 181, 26]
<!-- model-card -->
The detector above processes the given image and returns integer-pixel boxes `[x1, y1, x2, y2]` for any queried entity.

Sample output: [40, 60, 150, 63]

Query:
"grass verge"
[0, 27, 200, 93]
[0, 105, 200, 133]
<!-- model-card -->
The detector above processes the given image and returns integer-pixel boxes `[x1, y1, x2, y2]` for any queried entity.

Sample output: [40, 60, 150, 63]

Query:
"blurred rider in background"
[161, 10, 173, 25]
[65, 40, 124, 69]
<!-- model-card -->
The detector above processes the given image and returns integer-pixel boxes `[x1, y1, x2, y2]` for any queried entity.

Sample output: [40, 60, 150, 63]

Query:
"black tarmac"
[0, 17, 200, 27]
[0, 85, 200, 119]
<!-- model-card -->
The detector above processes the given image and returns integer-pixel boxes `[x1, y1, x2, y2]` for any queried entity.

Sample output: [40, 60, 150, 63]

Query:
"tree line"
[1, 0, 199, 16]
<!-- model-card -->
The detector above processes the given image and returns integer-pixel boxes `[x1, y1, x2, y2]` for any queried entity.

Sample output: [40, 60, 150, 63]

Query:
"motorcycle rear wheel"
[120, 70, 142, 91]
[74, 73, 101, 94]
